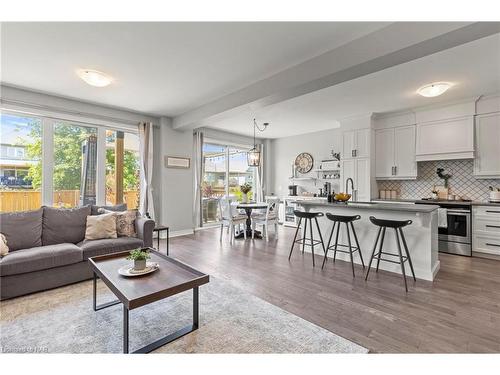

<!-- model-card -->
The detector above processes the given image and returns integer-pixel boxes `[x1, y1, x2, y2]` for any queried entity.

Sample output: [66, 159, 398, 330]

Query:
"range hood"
[415, 116, 474, 161]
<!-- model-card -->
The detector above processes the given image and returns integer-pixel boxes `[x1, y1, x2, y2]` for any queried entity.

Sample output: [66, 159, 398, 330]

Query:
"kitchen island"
[293, 200, 439, 281]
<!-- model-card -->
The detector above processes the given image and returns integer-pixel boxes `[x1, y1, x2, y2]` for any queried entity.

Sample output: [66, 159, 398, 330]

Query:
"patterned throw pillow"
[85, 213, 118, 240]
[98, 208, 138, 237]
[0, 233, 9, 257]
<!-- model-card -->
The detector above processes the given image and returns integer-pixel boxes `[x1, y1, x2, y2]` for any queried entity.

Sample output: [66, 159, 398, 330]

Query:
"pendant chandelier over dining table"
[247, 118, 269, 167]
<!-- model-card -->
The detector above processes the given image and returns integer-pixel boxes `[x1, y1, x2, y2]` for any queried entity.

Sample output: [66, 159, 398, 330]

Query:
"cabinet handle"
[351, 150, 355, 157]
[486, 243, 500, 248]
[394, 166, 397, 175]
[354, 149, 357, 157]
[486, 225, 500, 229]
[486, 210, 500, 214]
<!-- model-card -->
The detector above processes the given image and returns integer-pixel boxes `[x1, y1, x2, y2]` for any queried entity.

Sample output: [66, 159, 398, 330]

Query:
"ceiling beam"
[173, 22, 500, 130]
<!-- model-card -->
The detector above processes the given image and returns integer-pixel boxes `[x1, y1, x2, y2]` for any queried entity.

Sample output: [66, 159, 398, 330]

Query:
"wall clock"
[295, 152, 314, 174]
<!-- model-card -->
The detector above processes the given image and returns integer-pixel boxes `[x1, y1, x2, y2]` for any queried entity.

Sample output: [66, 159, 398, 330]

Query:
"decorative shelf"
[289, 177, 317, 181]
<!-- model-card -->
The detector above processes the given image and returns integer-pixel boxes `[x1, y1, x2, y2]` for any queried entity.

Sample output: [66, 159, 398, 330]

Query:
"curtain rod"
[0, 98, 158, 127]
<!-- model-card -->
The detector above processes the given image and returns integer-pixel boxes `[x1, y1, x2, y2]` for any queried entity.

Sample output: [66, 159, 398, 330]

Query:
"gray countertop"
[293, 200, 438, 213]
[372, 198, 500, 207]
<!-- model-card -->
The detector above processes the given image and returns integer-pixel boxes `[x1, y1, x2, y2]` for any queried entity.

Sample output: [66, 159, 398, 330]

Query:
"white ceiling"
[207, 33, 500, 138]
[0, 22, 387, 116]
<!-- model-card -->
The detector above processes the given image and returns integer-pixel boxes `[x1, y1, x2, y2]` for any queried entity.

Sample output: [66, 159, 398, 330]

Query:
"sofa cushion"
[0, 208, 43, 251]
[42, 205, 91, 245]
[0, 243, 82, 276]
[91, 203, 127, 216]
[78, 237, 144, 260]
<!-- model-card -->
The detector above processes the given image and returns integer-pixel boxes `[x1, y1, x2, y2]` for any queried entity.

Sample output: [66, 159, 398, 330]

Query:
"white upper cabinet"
[415, 117, 474, 161]
[474, 112, 500, 178]
[343, 128, 370, 159]
[375, 125, 416, 179]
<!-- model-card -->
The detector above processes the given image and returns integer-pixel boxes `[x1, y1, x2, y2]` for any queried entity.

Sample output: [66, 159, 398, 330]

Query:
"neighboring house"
[0, 143, 37, 188]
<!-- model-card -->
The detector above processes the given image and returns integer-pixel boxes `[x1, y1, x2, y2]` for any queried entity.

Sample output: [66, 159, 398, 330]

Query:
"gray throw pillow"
[0, 208, 43, 251]
[91, 203, 127, 215]
[42, 205, 91, 245]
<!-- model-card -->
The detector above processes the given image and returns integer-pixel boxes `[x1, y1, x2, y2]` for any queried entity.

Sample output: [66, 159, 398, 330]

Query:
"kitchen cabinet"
[415, 116, 474, 161]
[375, 125, 416, 179]
[472, 205, 500, 257]
[473, 112, 500, 178]
[341, 158, 370, 202]
[343, 128, 370, 159]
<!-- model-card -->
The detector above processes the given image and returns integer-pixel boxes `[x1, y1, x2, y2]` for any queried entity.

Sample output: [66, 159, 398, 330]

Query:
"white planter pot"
[134, 259, 146, 271]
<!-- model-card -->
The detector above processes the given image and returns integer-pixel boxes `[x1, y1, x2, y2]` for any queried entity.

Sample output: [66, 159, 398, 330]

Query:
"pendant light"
[247, 118, 269, 167]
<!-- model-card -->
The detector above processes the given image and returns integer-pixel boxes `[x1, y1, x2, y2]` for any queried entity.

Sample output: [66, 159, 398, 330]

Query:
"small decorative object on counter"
[126, 248, 151, 271]
[380, 190, 387, 199]
[436, 168, 452, 188]
[240, 183, 252, 203]
[334, 192, 351, 202]
[489, 186, 500, 202]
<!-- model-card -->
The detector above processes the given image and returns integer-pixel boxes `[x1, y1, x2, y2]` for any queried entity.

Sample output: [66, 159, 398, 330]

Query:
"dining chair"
[219, 196, 247, 243]
[251, 196, 279, 240]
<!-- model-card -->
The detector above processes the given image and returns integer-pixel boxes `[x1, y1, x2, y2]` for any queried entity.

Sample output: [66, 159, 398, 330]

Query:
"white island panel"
[295, 201, 439, 281]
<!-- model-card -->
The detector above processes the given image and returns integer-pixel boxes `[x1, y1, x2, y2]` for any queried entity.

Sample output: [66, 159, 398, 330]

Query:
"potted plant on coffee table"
[126, 248, 151, 271]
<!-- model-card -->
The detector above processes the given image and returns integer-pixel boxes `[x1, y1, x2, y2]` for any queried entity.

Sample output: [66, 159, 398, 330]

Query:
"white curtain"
[193, 131, 204, 227]
[139, 122, 155, 220]
[256, 143, 265, 202]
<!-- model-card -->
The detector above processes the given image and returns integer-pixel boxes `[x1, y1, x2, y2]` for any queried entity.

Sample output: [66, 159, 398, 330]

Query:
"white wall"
[270, 127, 343, 198]
[157, 117, 194, 234]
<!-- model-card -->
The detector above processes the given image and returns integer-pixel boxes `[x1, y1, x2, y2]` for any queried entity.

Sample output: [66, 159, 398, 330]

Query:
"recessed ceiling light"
[417, 82, 452, 98]
[77, 69, 113, 87]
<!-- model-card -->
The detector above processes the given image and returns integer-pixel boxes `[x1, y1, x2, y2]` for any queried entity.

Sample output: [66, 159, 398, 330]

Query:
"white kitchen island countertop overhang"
[293, 200, 439, 281]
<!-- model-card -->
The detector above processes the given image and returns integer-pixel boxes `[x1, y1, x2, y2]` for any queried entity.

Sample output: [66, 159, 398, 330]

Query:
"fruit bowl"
[334, 193, 351, 202]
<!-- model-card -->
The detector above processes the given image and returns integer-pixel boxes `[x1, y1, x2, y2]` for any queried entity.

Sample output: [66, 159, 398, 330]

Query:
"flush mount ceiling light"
[77, 69, 113, 87]
[417, 82, 452, 98]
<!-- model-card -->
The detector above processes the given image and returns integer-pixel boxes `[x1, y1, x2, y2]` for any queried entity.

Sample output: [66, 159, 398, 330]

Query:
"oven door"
[438, 209, 471, 244]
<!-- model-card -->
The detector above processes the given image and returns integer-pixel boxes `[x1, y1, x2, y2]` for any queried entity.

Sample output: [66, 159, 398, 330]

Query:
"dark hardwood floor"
[158, 225, 500, 353]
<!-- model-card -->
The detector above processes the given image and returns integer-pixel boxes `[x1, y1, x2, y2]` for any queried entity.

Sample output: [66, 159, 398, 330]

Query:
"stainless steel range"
[415, 199, 472, 256]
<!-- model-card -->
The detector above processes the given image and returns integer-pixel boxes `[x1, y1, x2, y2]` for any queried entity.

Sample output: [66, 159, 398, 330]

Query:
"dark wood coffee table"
[88, 249, 209, 353]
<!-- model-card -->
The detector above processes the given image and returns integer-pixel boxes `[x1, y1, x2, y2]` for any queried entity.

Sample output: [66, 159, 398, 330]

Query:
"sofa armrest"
[135, 217, 155, 248]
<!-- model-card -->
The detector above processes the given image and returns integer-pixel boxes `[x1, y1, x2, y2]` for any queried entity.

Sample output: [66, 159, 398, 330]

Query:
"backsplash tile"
[377, 159, 500, 201]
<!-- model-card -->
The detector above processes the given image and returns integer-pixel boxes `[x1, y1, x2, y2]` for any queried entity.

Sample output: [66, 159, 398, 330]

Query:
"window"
[228, 147, 254, 201]
[0, 113, 42, 212]
[53, 122, 98, 208]
[105, 130, 140, 209]
[1, 111, 141, 213]
[201, 143, 227, 224]
[200, 141, 257, 225]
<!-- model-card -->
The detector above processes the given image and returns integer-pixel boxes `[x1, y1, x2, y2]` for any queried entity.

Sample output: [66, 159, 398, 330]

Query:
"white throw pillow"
[0, 233, 9, 257]
[85, 213, 118, 240]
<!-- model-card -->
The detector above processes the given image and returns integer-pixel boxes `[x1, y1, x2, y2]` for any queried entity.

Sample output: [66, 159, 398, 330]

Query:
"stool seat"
[365, 216, 416, 292]
[326, 213, 360, 223]
[293, 210, 324, 219]
[369, 216, 412, 228]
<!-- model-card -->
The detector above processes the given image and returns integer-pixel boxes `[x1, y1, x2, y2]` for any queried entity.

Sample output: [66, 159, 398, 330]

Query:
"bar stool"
[321, 213, 365, 277]
[365, 216, 416, 292]
[288, 210, 326, 267]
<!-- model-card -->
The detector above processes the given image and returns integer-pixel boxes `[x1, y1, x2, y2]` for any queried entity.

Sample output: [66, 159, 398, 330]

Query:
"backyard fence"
[0, 190, 139, 212]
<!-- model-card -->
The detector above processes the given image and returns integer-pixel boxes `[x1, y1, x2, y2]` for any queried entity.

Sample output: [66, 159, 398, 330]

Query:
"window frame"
[1, 109, 139, 209]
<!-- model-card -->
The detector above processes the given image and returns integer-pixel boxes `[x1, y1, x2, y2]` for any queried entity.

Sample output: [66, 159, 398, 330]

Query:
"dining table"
[235, 202, 268, 239]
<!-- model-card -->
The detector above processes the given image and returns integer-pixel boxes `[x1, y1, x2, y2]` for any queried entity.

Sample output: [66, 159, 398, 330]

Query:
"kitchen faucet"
[346, 177, 357, 202]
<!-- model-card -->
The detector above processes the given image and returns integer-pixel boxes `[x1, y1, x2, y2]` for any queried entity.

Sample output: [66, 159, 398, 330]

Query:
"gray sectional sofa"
[0, 205, 155, 300]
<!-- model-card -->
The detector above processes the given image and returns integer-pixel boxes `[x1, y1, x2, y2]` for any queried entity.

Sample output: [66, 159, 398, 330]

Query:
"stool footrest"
[374, 251, 408, 265]
[294, 238, 323, 246]
[326, 243, 360, 254]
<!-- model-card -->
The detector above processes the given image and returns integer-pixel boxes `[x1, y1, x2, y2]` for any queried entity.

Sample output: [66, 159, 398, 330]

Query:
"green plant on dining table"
[240, 183, 252, 194]
[126, 248, 151, 261]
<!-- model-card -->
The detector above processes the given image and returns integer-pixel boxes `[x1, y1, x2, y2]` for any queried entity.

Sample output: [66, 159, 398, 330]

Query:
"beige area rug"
[0, 277, 368, 353]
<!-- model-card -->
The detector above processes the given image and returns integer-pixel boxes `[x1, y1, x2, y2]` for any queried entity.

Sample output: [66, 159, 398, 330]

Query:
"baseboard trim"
[156, 229, 194, 239]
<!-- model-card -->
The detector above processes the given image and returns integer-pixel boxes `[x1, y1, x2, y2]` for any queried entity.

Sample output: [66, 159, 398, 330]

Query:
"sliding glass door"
[200, 141, 256, 225]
